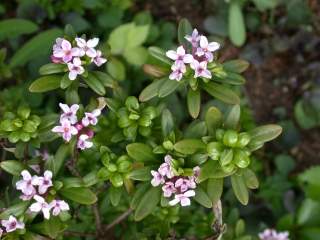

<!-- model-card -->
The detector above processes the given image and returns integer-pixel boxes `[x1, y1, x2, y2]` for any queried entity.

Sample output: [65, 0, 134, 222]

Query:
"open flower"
[16, 170, 37, 196]
[175, 178, 192, 192]
[75, 37, 99, 58]
[185, 28, 200, 47]
[166, 46, 193, 65]
[259, 229, 290, 240]
[151, 170, 165, 187]
[53, 39, 80, 63]
[162, 182, 176, 197]
[158, 155, 174, 178]
[92, 50, 107, 66]
[59, 103, 79, 124]
[52, 119, 78, 142]
[49, 200, 70, 216]
[77, 134, 93, 150]
[67, 57, 84, 80]
[35, 170, 53, 195]
[196, 36, 220, 62]
[29, 195, 52, 220]
[169, 62, 186, 81]
[190, 60, 212, 79]
[169, 190, 196, 207]
[1, 216, 24, 233]
[81, 109, 101, 127]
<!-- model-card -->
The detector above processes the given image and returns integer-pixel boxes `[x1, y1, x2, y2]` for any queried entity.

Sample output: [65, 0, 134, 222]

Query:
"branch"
[93, 203, 102, 234]
[206, 200, 226, 240]
[105, 208, 133, 231]
[64, 230, 96, 237]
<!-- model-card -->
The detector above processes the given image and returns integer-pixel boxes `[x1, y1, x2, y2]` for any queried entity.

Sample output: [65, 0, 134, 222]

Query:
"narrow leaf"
[0, 160, 25, 176]
[174, 139, 206, 155]
[59, 187, 97, 205]
[194, 187, 213, 208]
[158, 78, 180, 98]
[178, 18, 193, 47]
[202, 82, 240, 105]
[205, 107, 222, 135]
[187, 88, 201, 118]
[248, 124, 282, 143]
[231, 174, 249, 205]
[134, 187, 161, 221]
[139, 78, 166, 102]
[225, 104, 241, 129]
[126, 143, 157, 162]
[29, 75, 61, 93]
[148, 46, 171, 65]
[207, 178, 223, 204]
[223, 59, 250, 73]
[0, 19, 38, 41]
[84, 73, 106, 96]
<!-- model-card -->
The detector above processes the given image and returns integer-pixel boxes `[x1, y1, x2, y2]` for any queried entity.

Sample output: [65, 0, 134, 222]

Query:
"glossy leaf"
[39, 63, 66, 75]
[139, 78, 166, 102]
[228, 2, 246, 46]
[158, 78, 180, 98]
[162, 109, 174, 136]
[198, 161, 235, 182]
[194, 186, 213, 208]
[59, 187, 97, 205]
[0, 160, 25, 176]
[223, 59, 249, 73]
[84, 73, 106, 96]
[202, 82, 240, 105]
[130, 183, 150, 209]
[0, 19, 38, 41]
[174, 139, 206, 155]
[126, 143, 157, 162]
[231, 174, 249, 205]
[29, 75, 61, 93]
[0, 201, 30, 219]
[205, 107, 222, 135]
[248, 124, 282, 144]
[128, 167, 152, 181]
[134, 187, 161, 221]
[243, 169, 259, 189]
[148, 46, 171, 65]
[187, 88, 201, 118]
[178, 18, 192, 47]
[207, 178, 223, 204]
[225, 104, 240, 129]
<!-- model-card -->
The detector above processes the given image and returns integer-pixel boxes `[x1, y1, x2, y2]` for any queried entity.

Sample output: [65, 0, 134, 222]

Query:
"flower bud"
[236, 132, 251, 148]
[207, 142, 223, 160]
[129, 113, 140, 120]
[107, 163, 118, 173]
[125, 96, 139, 111]
[75, 122, 84, 131]
[223, 130, 238, 147]
[234, 150, 250, 168]
[13, 118, 23, 128]
[110, 173, 123, 187]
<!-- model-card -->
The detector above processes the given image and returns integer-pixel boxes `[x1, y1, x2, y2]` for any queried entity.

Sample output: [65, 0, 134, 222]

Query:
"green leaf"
[126, 143, 157, 162]
[205, 107, 222, 135]
[29, 75, 61, 93]
[299, 166, 320, 185]
[107, 58, 126, 81]
[148, 47, 171, 65]
[297, 198, 320, 226]
[139, 78, 166, 102]
[0, 201, 30, 219]
[39, 63, 66, 75]
[248, 124, 282, 144]
[202, 82, 240, 105]
[178, 18, 193, 47]
[128, 167, 152, 181]
[0, 160, 25, 176]
[127, 24, 149, 49]
[207, 178, 223, 204]
[130, 183, 150, 209]
[59, 187, 97, 205]
[108, 23, 133, 54]
[109, 186, 122, 206]
[225, 104, 240, 129]
[187, 88, 201, 118]
[174, 139, 206, 155]
[10, 28, 63, 67]
[198, 161, 235, 182]
[0, 19, 38, 41]
[194, 186, 213, 208]
[228, 2, 246, 47]
[243, 169, 259, 189]
[92, 71, 115, 89]
[214, 72, 246, 85]
[231, 174, 249, 205]
[134, 187, 161, 221]
[235, 219, 245, 237]
[123, 46, 148, 66]
[162, 109, 174, 136]
[31, 217, 67, 239]
[158, 78, 180, 98]
[60, 74, 72, 89]
[223, 59, 249, 73]
[45, 145, 69, 177]
[84, 73, 106, 96]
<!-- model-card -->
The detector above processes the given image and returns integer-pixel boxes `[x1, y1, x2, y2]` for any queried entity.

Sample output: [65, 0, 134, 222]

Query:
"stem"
[105, 208, 133, 231]
[64, 231, 96, 237]
[206, 200, 226, 240]
[93, 203, 102, 235]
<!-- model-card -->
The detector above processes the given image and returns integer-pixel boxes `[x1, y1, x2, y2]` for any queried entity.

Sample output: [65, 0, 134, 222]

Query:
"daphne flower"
[259, 229, 290, 240]
[169, 62, 186, 81]
[158, 155, 174, 178]
[20, 193, 35, 201]
[92, 50, 107, 66]
[196, 36, 220, 62]
[52, 119, 78, 142]
[166, 46, 193, 65]
[75, 37, 99, 58]
[34, 170, 53, 194]
[175, 178, 191, 192]
[16, 170, 38, 196]
[53, 39, 80, 63]
[67, 57, 84, 80]
[81, 109, 101, 127]
[185, 29, 200, 47]
[162, 182, 176, 197]
[77, 134, 93, 150]
[1, 216, 24, 233]
[29, 195, 52, 219]
[169, 190, 196, 207]
[190, 60, 212, 79]
[151, 170, 165, 187]
[59, 103, 79, 124]
[49, 200, 70, 216]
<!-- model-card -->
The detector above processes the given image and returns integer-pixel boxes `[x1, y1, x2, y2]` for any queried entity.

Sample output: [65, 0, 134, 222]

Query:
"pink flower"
[53, 39, 80, 63]
[169, 190, 196, 207]
[259, 229, 290, 240]
[196, 36, 220, 62]
[1, 216, 24, 233]
[81, 109, 101, 127]
[92, 50, 107, 66]
[162, 182, 176, 197]
[29, 195, 52, 220]
[158, 155, 174, 178]
[151, 170, 165, 187]
[67, 57, 84, 80]
[77, 134, 93, 150]
[49, 200, 70, 216]
[16, 170, 38, 196]
[34, 170, 53, 195]
[59, 103, 79, 124]
[175, 178, 191, 192]
[185, 28, 200, 47]
[52, 119, 78, 142]
[166, 46, 193, 65]
[190, 60, 212, 79]
[20, 193, 35, 201]
[30, 164, 41, 174]
[75, 37, 99, 58]
[169, 62, 186, 81]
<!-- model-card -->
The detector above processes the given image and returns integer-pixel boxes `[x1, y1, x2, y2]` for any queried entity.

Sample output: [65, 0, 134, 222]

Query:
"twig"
[93, 203, 102, 235]
[64, 230, 96, 237]
[105, 208, 133, 231]
[206, 200, 226, 240]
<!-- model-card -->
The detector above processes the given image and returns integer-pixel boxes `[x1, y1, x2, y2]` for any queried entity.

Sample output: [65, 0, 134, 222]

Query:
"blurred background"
[0, 0, 320, 239]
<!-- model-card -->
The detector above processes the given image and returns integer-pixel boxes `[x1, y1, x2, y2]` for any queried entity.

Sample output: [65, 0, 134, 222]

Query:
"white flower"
[49, 200, 70, 216]
[92, 50, 107, 66]
[259, 229, 290, 240]
[29, 195, 52, 220]
[67, 57, 84, 80]
[196, 36, 220, 62]
[34, 170, 53, 195]
[75, 37, 99, 58]
[1, 216, 24, 233]
[52, 119, 78, 142]
[185, 28, 200, 47]
[169, 62, 186, 81]
[16, 170, 38, 196]
[59, 103, 79, 124]
[190, 60, 212, 79]
[81, 109, 101, 127]
[166, 46, 193, 65]
[151, 170, 165, 187]
[168, 190, 196, 207]
[77, 134, 93, 150]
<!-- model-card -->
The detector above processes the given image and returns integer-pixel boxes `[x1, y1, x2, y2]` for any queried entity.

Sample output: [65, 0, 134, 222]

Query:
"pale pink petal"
[169, 198, 180, 206]
[184, 190, 195, 197]
[68, 71, 77, 80]
[208, 42, 220, 52]
[180, 197, 191, 206]
[200, 36, 208, 48]
[61, 40, 71, 50]
[87, 38, 99, 48]
[183, 54, 193, 63]
[166, 50, 178, 60]
[75, 38, 86, 48]
[52, 126, 64, 133]
[29, 202, 42, 212]
[176, 46, 185, 56]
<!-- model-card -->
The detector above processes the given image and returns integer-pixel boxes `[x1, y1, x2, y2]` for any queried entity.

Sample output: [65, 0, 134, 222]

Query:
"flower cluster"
[52, 103, 101, 150]
[259, 229, 290, 240]
[151, 155, 200, 207]
[0, 216, 24, 235]
[51, 37, 107, 80]
[16, 170, 69, 220]
[166, 29, 220, 81]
